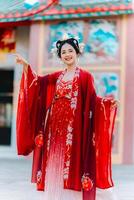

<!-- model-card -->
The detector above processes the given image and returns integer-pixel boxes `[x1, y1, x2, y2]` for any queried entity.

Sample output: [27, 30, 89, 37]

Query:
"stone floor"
[0, 158, 134, 200]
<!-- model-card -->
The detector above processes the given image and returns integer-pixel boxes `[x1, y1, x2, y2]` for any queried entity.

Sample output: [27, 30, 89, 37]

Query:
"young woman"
[16, 36, 117, 200]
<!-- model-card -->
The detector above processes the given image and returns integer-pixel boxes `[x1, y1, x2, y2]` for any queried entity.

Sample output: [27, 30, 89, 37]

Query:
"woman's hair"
[56, 37, 81, 58]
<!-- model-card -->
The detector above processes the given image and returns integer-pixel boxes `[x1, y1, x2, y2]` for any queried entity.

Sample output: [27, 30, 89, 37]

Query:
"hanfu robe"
[16, 65, 117, 200]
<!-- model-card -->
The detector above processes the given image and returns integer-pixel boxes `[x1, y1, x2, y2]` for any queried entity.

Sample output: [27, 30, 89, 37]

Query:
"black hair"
[56, 37, 81, 58]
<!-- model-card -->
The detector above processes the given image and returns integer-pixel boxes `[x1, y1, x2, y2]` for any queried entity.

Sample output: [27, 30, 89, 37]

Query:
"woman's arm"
[92, 74, 118, 188]
[87, 72, 118, 188]
[15, 54, 42, 156]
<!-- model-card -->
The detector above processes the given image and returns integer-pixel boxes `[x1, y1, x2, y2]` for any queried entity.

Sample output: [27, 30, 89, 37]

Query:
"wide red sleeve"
[95, 97, 117, 188]
[16, 66, 41, 156]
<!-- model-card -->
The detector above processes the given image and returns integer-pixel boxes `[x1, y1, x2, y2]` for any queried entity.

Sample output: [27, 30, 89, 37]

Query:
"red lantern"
[3, 30, 12, 39]
[35, 133, 44, 147]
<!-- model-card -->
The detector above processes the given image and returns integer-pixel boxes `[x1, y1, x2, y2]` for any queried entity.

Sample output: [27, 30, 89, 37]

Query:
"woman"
[16, 36, 117, 200]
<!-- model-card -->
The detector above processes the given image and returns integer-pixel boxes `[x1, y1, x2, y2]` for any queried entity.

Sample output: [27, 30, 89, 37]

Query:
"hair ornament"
[51, 33, 85, 56]
[51, 47, 58, 56]
[62, 33, 70, 40]
[57, 33, 80, 43]
[73, 39, 78, 45]
[51, 41, 58, 56]
[79, 42, 85, 54]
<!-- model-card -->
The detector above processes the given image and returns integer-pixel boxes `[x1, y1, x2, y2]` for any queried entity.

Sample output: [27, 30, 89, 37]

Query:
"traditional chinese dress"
[42, 68, 82, 200]
[16, 66, 117, 200]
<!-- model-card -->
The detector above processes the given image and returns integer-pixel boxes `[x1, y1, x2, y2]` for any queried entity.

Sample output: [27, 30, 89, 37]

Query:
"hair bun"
[56, 40, 62, 49]
[54, 36, 82, 58]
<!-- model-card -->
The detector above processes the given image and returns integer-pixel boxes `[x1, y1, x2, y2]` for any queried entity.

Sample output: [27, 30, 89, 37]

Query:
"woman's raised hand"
[14, 53, 28, 65]
[14, 53, 29, 74]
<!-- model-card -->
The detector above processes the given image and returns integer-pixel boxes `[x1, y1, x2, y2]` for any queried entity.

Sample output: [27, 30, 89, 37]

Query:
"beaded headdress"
[51, 33, 85, 56]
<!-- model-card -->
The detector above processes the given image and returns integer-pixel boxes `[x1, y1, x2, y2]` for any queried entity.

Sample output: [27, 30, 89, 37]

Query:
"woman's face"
[60, 43, 78, 66]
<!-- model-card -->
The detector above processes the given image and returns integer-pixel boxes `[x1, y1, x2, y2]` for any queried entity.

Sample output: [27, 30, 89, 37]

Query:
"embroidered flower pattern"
[63, 67, 80, 184]
[44, 67, 80, 187]
[35, 133, 44, 147]
[66, 122, 73, 148]
[37, 170, 42, 184]
[81, 173, 93, 191]
[92, 132, 96, 146]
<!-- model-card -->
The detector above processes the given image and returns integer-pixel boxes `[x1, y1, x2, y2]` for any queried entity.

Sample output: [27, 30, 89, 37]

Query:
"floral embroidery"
[81, 173, 93, 191]
[71, 97, 77, 109]
[37, 170, 42, 185]
[44, 67, 80, 187]
[66, 132, 73, 145]
[35, 132, 44, 147]
[56, 75, 74, 99]
[92, 132, 95, 146]
[63, 67, 80, 185]
[46, 127, 51, 152]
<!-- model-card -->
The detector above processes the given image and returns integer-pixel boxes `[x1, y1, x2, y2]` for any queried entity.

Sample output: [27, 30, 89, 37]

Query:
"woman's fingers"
[13, 53, 21, 60]
[13, 53, 27, 65]
[13, 53, 22, 63]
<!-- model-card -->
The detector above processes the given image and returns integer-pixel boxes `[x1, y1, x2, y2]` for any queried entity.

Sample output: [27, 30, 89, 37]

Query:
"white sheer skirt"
[43, 134, 117, 200]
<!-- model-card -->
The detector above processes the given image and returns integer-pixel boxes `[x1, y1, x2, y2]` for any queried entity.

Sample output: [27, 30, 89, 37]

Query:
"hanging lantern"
[3, 30, 13, 40]
[1, 29, 16, 52]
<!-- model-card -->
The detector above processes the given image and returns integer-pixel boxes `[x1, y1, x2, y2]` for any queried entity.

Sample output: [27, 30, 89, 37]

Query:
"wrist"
[23, 63, 29, 74]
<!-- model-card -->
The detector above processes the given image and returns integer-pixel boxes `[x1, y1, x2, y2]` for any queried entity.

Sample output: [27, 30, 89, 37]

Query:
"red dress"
[43, 72, 82, 199]
[16, 66, 117, 200]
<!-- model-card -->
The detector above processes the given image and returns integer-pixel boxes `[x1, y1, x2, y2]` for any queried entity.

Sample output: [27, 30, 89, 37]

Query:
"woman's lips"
[65, 57, 72, 61]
